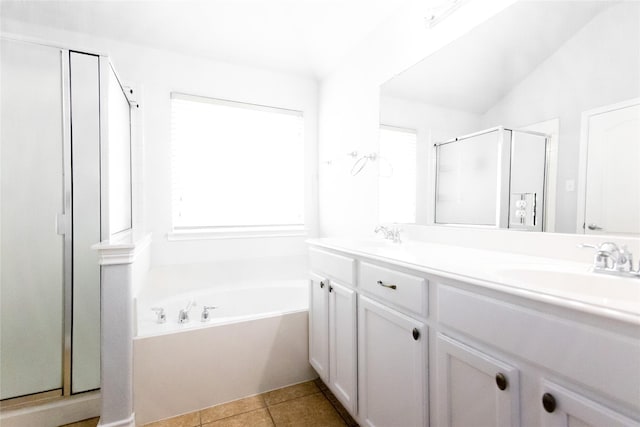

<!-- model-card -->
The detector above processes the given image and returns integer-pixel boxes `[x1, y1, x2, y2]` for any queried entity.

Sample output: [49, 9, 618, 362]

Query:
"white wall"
[1, 19, 319, 267]
[480, 2, 640, 233]
[318, 0, 517, 237]
[379, 95, 481, 224]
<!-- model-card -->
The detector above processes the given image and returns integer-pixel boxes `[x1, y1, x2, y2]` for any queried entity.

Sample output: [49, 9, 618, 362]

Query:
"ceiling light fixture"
[424, 0, 469, 29]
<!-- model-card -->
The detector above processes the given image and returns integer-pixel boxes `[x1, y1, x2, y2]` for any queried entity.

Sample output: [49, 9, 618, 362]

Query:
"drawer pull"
[542, 393, 556, 413]
[412, 328, 420, 341]
[377, 280, 397, 290]
[495, 373, 508, 390]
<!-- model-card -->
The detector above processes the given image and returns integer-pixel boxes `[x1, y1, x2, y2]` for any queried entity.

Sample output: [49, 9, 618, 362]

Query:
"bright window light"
[378, 125, 417, 224]
[171, 93, 304, 230]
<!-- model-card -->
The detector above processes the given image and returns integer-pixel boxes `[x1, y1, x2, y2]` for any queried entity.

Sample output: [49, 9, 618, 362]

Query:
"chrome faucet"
[151, 307, 166, 324]
[178, 300, 196, 323]
[375, 225, 402, 243]
[201, 306, 217, 322]
[578, 242, 640, 278]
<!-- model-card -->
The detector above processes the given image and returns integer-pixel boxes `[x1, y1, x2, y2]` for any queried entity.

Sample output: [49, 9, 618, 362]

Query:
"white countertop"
[307, 237, 640, 325]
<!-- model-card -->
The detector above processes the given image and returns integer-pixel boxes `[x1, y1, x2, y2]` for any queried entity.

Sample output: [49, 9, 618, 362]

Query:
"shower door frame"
[0, 37, 108, 408]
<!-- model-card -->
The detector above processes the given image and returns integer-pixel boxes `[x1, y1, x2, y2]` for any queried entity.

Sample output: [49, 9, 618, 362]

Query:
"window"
[378, 125, 417, 224]
[171, 93, 304, 234]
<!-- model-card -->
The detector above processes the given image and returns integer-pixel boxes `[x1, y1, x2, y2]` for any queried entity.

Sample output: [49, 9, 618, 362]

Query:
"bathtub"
[133, 279, 316, 425]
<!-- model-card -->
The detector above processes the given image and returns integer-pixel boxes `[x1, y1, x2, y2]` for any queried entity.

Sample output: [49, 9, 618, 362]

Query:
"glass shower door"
[0, 39, 65, 400]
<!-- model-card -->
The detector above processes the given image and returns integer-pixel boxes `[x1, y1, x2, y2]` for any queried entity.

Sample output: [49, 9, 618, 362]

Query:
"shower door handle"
[56, 213, 68, 235]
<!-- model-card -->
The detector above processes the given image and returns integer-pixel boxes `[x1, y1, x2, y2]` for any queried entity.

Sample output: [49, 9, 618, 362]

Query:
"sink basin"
[495, 266, 640, 306]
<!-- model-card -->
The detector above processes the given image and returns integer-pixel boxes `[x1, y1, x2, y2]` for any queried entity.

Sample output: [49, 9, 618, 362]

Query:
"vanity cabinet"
[437, 282, 640, 427]
[309, 273, 330, 382]
[309, 249, 357, 414]
[540, 381, 638, 427]
[328, 281, 357, 413]
[358, 295, 427, 427]
[436, 333, 520, 427]
[308, 240, 640, 427]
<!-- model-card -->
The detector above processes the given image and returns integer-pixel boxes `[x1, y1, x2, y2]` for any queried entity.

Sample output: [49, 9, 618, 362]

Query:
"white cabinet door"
[309, 273, 329, 382]
[436, 333, 520, 427]
[358, 295, 427, 427]
[540, 381, 638, 427]
[328, 281, 357, 414]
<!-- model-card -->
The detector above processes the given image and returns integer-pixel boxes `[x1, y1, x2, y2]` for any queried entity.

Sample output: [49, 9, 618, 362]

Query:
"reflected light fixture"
[424, 0, 469, 29]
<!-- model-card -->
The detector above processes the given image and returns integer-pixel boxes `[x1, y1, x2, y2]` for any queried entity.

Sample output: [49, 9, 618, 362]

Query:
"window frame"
[168, 92, 307, 240]
[378, 124, 418, 225]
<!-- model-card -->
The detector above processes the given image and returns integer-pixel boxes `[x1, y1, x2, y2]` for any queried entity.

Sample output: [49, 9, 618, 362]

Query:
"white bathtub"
[133, 279, 316, 425]
[136, 279, 309, 337]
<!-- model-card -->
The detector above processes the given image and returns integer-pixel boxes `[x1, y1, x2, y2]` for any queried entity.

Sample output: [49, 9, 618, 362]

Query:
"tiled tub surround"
[308, 237, 640, 426]
[134, 258, 315, 425]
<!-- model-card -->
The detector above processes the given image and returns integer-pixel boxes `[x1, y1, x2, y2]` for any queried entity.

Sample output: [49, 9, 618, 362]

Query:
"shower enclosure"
[0, 38, 133, 405]
[434, 127, 548, 231]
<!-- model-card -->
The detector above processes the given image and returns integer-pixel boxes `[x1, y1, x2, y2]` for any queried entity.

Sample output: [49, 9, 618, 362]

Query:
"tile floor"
[60, 379, 358, 427]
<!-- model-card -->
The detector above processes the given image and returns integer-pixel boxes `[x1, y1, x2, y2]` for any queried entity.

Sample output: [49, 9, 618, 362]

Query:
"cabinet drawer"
[359, 262, 427, 315]
[309, 248, 354, 286]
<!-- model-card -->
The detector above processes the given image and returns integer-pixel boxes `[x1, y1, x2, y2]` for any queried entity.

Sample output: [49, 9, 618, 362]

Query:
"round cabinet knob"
[320, 281, 325, 289]
[412, 328, 420, 341]
[495, 373, 508, 391]
[329, 286, 333, 293]
[542, 393, 556, 413]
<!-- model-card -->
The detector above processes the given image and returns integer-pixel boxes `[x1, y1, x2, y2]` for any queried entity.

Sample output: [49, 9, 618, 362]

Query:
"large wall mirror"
[379, 0, 639, 235]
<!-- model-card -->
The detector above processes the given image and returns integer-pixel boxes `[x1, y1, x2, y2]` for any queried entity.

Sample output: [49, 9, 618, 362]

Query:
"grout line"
[265, 404, 277, 426]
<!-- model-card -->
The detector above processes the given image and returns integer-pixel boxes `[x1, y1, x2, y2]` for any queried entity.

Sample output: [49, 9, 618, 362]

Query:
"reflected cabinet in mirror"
[379, 1, 640, 235]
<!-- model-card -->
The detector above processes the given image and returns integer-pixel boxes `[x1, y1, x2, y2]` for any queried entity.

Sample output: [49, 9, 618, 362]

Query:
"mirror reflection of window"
[378, 126, 417, 224]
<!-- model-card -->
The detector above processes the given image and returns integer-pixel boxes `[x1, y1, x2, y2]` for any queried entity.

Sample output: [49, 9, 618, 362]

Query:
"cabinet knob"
[320, 281, 325, 289]
[412, 328, 420, 341]
[542, 393, 556, 413]
[329, 285, 333, 293]
[495, 373, 508, 390]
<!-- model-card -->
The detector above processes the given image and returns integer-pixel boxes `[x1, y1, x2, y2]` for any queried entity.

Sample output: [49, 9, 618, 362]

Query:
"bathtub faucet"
[201, 306, 217, 322]
[178, 300, 197, 323]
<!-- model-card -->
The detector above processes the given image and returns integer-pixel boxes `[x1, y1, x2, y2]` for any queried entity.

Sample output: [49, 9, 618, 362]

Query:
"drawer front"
[359, 262, 427, 315]
[309, 247, 355, 286]
[438, 284, 640, 411]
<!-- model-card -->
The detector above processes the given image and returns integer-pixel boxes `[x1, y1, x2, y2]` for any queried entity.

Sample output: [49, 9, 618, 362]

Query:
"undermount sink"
[495, 266, 640, 305]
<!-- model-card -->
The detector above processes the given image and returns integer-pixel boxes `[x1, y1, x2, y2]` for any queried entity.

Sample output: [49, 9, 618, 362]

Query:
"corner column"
[93, 234, 151, 427]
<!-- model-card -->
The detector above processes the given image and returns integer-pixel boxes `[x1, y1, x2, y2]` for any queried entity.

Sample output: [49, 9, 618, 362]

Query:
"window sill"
[167, 225, 308, 241]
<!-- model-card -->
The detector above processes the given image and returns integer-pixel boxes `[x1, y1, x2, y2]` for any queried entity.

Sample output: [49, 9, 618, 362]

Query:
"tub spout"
[178, 300, 196, 323]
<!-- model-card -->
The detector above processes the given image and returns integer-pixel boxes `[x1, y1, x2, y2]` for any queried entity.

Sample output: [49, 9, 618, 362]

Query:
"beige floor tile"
[268, 393, 346, 427]
[143, 411, 200, 427]
[263, 381, 320, 406]
[202, 408, 274, 427]
[59, 417, 100, 427]
[200, 395, 266, 424]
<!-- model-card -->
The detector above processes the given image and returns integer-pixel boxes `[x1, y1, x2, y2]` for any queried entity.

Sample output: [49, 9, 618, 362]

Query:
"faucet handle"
[201, 306, 217, 322]
[615, 245, 634, 272]
[151, 307, 166, 324]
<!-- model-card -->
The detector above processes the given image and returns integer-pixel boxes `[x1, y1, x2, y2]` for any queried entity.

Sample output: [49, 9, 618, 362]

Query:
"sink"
[495, 266, 640, 306]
